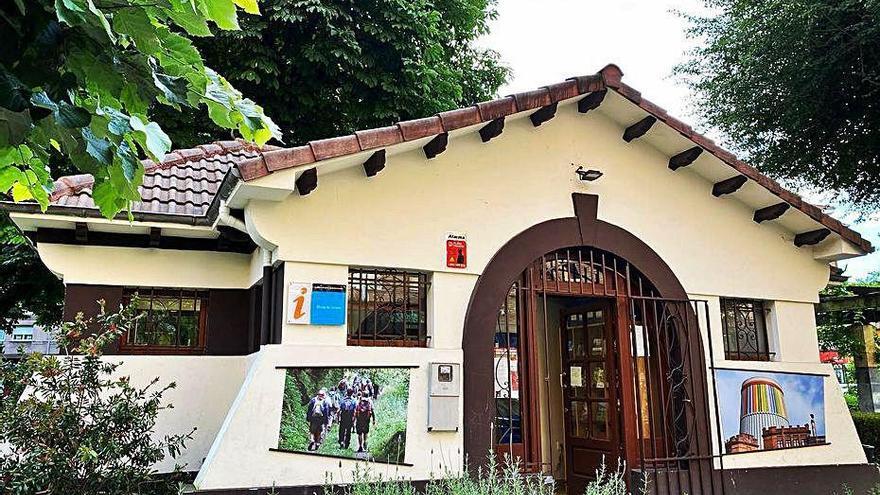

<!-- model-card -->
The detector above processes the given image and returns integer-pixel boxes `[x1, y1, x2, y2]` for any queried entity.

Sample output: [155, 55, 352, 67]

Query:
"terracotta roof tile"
[438, 107, 482, 131]
[543, 80, 580, 103]
[477, 97, 517, 121]
[31, 66, 872, 253]
[511, 88, 552, 112]
[398, 116, 444, 141]
[309, 135, 361, 161]
[43, 139, 262, 217]
[355, 126, 404, 150]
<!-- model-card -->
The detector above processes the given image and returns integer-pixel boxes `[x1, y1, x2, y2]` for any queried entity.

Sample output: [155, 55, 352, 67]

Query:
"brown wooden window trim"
[347, 267, 430, 348]
[720, 298, 774, 361]
[119, 288, 208, 355]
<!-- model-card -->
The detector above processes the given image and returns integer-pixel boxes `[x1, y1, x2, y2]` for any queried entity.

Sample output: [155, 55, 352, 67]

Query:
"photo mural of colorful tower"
[739, 377, 789, 449]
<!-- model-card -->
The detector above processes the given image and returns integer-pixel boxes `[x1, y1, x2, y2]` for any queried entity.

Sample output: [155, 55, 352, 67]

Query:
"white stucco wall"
[37, 244, 258, 289]
[110, 355, 252, 472]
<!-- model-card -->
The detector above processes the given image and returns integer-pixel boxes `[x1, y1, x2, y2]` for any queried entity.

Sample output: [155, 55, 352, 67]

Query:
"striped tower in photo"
[739, 377, 789, 449]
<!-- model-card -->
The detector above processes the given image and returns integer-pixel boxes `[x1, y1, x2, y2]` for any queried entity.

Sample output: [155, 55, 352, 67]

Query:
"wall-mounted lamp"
[575, 166, 604, 182]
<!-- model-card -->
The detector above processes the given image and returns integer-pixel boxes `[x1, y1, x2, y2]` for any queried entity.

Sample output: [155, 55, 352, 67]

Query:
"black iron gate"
[627, 296, 723, 495]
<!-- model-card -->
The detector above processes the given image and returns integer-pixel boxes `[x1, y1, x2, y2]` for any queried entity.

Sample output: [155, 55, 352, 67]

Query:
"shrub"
[852, 412, 880, 449]
[330, 455, 642, 495]
[0, 299, 193, 495]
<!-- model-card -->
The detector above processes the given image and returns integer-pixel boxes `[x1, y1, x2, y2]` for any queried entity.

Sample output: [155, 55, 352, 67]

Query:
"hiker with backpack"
[337, 388, 357, 449]
[354, 395, 376, 453]
[306, 389, 331, 451]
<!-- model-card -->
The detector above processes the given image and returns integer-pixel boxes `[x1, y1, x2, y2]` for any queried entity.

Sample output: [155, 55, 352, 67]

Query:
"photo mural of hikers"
[277, 367, 411, 464]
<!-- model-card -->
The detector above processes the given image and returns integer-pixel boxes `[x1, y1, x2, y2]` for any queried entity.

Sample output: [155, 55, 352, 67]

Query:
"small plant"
[586, 462, 629, 495]
[0, 298, 194, 495]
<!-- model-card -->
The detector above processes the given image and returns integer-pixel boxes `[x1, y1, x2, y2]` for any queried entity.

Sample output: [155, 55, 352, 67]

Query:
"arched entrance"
[462, 194, 718, 494]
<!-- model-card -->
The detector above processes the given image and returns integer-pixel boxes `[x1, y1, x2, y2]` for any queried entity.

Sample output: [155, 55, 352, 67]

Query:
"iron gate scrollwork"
[628, 296, 721, 495]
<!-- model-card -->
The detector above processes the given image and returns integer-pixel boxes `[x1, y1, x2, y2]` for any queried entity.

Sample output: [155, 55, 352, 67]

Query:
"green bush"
[851, 412, 880, 448]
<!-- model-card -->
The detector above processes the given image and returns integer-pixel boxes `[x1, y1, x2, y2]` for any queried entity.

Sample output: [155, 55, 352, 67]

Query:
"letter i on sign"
[288, 283, 312, 324]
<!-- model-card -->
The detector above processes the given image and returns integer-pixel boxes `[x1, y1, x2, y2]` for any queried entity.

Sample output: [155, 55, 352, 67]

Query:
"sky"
[479, 0, 879, 279]
[715, 369, 825, 442]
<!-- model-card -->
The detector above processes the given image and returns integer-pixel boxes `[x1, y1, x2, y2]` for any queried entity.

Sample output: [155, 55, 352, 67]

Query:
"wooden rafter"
[363, 150, 386, 177]
[530, 103, 558, 127]
[712, 175, 748, 197]
[753, 203, 791, 223]
[149, 227, 161, 247]
[74, 222, 88, 243]
[423, 133, 449, 159]
[668, 147, 703, 171]
[578, 90, 607, 113]
[794, 229, 831, 247]
[295, 168, 318, 196]
[622, 116, 657, 142]
[479, 118, 505, 143]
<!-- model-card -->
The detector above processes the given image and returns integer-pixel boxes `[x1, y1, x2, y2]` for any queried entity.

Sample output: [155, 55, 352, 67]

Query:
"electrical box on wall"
[427, 362, 460, 432]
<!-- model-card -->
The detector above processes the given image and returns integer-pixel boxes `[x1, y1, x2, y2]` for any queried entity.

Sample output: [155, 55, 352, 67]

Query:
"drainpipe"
[217, 200, 278, 348]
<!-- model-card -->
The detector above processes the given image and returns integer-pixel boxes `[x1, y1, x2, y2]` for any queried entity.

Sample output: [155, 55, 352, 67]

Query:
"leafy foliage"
[0, 298, 193, 494]
[677, 0, 880, 212]
[160, 0, 509, 146]
[0, 212, 64, 332]
[852, 411, 880, 449]
[0, 0, 280, 218]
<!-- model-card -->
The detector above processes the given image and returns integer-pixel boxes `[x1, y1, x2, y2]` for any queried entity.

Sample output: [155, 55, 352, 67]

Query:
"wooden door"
[561, 300, 619, 494]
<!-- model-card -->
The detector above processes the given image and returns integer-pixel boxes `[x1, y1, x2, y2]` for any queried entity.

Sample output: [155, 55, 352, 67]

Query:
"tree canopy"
[160, 0, 508, 146]
[677, 0, 880, 212]
[1, 0, 280, 219]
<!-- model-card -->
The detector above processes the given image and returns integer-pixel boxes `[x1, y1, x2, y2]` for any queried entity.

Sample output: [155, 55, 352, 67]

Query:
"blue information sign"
[309, 283, 347, 325]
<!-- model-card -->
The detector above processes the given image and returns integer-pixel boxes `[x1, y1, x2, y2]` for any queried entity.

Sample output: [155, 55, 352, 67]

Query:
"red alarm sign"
[446, 232, 467, 269]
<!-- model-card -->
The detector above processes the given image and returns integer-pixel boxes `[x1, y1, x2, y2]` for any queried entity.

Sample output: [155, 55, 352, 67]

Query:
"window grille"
[347, 268, 429, 347]
[720, 298, 773, 361]
[121, 288, 207, 352]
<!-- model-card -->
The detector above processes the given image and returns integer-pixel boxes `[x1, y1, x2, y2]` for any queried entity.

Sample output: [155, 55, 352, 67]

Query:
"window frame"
[346, 267, 430, 348]
[119, 287, 209, 355]
[720, 297, 774, 361]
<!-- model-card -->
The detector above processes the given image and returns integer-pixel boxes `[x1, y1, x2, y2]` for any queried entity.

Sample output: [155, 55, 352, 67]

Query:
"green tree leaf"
[199, 0, 240, 30]
[129, 115, 170, 161]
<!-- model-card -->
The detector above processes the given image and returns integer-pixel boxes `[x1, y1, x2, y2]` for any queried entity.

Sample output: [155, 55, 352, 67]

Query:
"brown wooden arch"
[461, 193, 697, 468]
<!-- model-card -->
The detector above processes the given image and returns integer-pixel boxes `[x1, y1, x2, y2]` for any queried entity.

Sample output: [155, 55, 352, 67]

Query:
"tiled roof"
[48, 140, 266, 217]
[36, 65, 872, 253]
[230, 64, 873, 254]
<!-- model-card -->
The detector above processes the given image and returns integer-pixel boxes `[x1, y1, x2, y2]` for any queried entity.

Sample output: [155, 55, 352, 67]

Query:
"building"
[1, 317, 59, 358]
[724, 377, 825, 453]
[738, 377, 790, 449]
[3, 65, 878, 494]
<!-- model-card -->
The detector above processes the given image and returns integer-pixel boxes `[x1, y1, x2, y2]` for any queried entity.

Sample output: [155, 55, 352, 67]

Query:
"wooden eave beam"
[149, 227, 161, 247]
[622, 116, 657, 142]
[794, 228, 831, 247]
[529, 102, 558, 127]
[578, 90, 607, 113]
[423, 133, 448, 159]
[74, 222, 88, 243]
[295, 168, 318, 196]
[668, 147, 703, 171]
[712, 175, 748, 197]
[753, 203, 791, 223]
[479, 118, 505, 143]
[363, 150, 386, 177]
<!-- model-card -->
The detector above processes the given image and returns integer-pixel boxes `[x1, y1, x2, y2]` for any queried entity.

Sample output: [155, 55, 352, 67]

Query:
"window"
[12, 325, 34, 342]
[721, 298, 772, 361]
[121, 288, 207, 353]
[347, 268, 429, 347]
